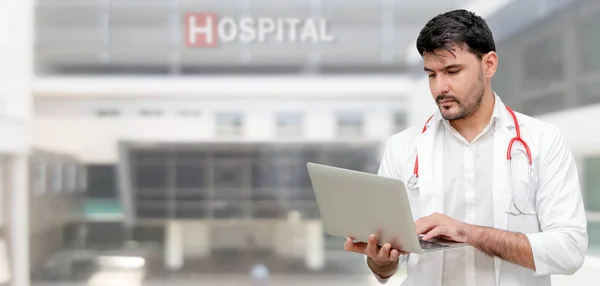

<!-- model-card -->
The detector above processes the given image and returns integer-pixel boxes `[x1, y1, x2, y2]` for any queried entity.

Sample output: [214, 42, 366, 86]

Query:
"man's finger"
[379, 243, 391, 259]
[389, 248, 399, 262]
[423, 226, 445, 240]
[365, 234, 379, 257]
[415, 214, 433, 225]
[415, 218, 437, 235]
[344, 237, 366, 253]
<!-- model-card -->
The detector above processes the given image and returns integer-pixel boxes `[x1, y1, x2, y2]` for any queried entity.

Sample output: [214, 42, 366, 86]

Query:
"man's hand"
[415, 212, 473, 242]
[415, 212, 536, 271]
[344, 234, 409, 279]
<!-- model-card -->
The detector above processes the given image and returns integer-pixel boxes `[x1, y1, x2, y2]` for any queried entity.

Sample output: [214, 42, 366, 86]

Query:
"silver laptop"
[306, 162, 466, 254]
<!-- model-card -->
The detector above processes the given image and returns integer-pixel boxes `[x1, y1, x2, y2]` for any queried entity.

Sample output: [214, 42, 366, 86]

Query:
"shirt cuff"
[524, 232, 547, 276]
[368, 255, 403, 284]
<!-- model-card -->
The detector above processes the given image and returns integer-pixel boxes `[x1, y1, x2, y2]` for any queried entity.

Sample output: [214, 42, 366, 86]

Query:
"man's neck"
[449, 91, 495, 143]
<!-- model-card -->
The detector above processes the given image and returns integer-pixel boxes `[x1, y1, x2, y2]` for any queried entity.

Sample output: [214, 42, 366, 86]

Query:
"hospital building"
[0, 0, 599, 285]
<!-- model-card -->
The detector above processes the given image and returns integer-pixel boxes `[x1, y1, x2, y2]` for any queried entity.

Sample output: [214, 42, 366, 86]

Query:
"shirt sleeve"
[524, 125, 588, 276]
[366, 254, 408, 284]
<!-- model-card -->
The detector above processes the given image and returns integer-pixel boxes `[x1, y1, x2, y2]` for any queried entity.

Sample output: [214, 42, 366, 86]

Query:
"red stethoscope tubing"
[412, 106, 532, 179]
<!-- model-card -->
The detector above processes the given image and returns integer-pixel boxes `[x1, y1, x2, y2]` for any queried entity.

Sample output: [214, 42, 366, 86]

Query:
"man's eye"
[428, 74, 436, 78]
[448, 70, 459, 75]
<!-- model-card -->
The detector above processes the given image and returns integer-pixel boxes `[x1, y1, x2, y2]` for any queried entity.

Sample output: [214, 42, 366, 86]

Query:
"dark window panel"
[288, 201, 321, 219]
[584, 156, 600, 212]
[174, 189, 208, 201]
[212, 201, 246, 219]
[251, 164, 276, 189]
[521, 34, 565, 91]
[521, 91, 566, 116]
[252, 200, 285, 218]
[576, 80, 600, 107]
[175, 202, 209, 219]
[214, 163, 243, 189]
[135, 165, 168, 188]
[175, 163, 205, 188]
[136, 205, 168, 219]
[86, 164, 117, 198]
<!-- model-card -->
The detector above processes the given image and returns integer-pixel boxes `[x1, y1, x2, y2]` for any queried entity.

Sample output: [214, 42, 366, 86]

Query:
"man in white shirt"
[344, 9, 587, 286]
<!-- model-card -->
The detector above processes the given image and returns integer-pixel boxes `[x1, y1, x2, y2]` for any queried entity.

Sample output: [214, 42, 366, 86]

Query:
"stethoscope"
[406, 106, 535, 216]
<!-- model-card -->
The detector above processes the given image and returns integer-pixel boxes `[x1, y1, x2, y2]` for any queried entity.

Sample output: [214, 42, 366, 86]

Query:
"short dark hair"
[416, 9, 496, 59]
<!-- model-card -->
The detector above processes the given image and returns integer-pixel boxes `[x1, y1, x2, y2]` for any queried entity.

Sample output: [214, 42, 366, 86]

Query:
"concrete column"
[10, 155, 29, 286]
[182, 221, 211, 259]
[304, 220, 324, 270]
[0, 157, 10, 285]
[164, 220, 183, 270]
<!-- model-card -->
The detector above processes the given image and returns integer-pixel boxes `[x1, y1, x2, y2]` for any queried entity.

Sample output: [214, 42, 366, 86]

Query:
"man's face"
[423, 44, 487, 120]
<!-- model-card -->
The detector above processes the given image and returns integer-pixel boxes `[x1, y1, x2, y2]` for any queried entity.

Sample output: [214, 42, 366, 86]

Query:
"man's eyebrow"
[423, 64, 463, 72]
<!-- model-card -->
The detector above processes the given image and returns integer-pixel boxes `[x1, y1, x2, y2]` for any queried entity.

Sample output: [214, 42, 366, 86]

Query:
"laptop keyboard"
[419, 237, 451, 250]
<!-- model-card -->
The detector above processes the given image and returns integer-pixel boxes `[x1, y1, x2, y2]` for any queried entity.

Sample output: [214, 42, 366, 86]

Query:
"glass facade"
[492, 1, 600, 115]
[215, 112, 244, 136]
[33, 1, 463, 75]
[125, 143, 380, 221]
[336, 111, 364, 138]
[276, 112, 303, 137]
[584, 157, 600, 212]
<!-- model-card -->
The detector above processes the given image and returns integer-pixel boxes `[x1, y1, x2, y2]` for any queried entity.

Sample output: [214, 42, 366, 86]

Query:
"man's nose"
[433, 77, 450, 95]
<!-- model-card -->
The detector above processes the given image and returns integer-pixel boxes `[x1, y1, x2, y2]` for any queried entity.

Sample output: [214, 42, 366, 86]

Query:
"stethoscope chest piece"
[406, 174, 419, 191]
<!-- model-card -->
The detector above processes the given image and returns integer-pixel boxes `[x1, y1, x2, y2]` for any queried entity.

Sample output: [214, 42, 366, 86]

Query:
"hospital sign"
[185, 13, 336, 48]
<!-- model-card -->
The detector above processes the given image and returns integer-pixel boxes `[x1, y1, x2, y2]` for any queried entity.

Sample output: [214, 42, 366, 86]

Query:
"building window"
[77, 165, 87, 192]
[576, 10, 600, 74]
[584, 156, 600, 212]
[96, 108, 120, 117]
[32, 160, 46, 195]
[66, 163, 77, 192]
[521, 34, 565, 91]
[51, 162, 62, 193]
[178, 109, 202, 117]
[393, 111, 407, 133]
[62, 163, 72, 192]
[87, 165, 117, 198]
[214, 163, 243, 192]
[215, 112, 243, 136]
[576, 79, 600, 107]
[140, 109, 163, 117]
[276, 113, 303, 137]
[583, 156, 600, 248]
[521, 91, 566, 116]
[336, 112, 363, 137]
[492, 56, 518, 106]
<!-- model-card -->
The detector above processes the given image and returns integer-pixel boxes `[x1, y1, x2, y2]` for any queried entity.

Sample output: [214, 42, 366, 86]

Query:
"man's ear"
[482, 51, 498, 78]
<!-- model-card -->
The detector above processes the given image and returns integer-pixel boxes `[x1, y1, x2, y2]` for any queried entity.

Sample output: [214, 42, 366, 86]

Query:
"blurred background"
[0, 0, 599, 285]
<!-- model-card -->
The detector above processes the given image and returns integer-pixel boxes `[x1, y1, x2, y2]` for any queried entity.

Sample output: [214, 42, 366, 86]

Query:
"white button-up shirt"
[439, 103, 498, 286]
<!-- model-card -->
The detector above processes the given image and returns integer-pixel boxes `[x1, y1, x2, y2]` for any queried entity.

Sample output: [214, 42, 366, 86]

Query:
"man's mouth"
[439, 100, 456, 104]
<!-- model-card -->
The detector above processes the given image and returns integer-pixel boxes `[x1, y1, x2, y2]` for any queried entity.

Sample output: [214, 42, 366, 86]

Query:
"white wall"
[537, 103, 600, 157]
[34, 97, 404, 163]
[0, 0, 33, 154]
[407, 76, 437, 127]
[192, 219, 310, 259]
[33, 76, 413, 98]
